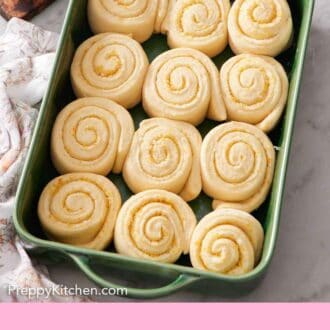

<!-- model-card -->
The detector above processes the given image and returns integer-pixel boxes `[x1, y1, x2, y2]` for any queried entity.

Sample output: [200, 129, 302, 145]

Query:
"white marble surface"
[2, 0, 330, 302]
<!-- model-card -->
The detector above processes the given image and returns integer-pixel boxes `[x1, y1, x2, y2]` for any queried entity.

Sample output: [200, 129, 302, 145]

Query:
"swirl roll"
[123, 118, 202, 201]
[165, 0, 231, 57]
[38, 173, 122, 251]
[71, 33, 149, 109]
[220, 54, 288, 132]
[87, 0, 171, 43]
[114, 189, 197, 263]
[143, 48, 226, 124]
[51, 97, 134, 176]
[190, 208, 264, 275]
[201, 122, 275, 213]
[228, 0, 293, 56]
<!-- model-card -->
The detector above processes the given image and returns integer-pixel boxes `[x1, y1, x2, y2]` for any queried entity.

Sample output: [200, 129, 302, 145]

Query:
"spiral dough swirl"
[38, 173, 122, 251]
[87, 0, 171, 43]
[201, 122, 275, 213]
[123, 118, 202, 202]
[143, 48, 226, 124]
[228, 0, 293, 56]
[71, 33, 149, 109]
[220, 54, 288, 132]
[114, 189, 197, 263]
[51, 97, 134, 176]
[165, 0, 231, 57]
[190, 208, 264, 275]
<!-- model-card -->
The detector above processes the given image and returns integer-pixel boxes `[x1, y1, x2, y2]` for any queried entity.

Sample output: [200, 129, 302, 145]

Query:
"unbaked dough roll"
[38, 173, 121, 251]
[114, 189, 197, 263]
[87, 0, 170, 43]
[228, 0, 293, 56]
[51, 97, 134, 176]
[201, 122, 275, 213]
[71, 33, 149, 109]
[155, 0, 176, 33]
[165, 0, 231, 57]
[220, 54, 288, 132]
[142, 48, 227, 125]
[190, 208, 264, 275]
[123, 118, 202, 201]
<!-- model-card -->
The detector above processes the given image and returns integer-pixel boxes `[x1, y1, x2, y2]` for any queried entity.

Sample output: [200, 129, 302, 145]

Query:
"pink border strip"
[1, 303, 329, 329]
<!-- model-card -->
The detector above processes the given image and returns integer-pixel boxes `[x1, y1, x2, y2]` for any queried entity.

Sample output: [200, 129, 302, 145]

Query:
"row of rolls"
[71, 32, 289, 131]
[88, 0, 293, 58]
[38, 176, 264, 276]
[51, 104, 275, 213]
[38, 0, 293, 276]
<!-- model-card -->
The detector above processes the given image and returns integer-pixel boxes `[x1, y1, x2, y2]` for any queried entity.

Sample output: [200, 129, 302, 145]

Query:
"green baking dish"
[13, 0, 314, 299]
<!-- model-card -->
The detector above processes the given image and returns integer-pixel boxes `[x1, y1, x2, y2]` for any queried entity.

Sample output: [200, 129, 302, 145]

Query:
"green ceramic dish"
[13, 0, 314, 299]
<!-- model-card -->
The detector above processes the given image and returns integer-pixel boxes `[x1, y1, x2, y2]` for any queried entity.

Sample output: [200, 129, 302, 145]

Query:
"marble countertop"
[1, 0, 329, 302]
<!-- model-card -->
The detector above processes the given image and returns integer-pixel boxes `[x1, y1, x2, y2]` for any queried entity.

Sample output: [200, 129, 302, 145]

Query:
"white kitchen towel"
[0, 18, 83, 302]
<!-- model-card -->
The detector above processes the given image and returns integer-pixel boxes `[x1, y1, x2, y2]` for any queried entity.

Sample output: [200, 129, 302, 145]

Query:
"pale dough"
[190, 208, 264, 275]
[201, 121, 275, 213]
[228, 0, 293, 56]
[38, 173, 122, 251]
[123, 118, 202, 202]
[88, 0, 170, 42]
[71, 33, 149, 109]
[165, 0, 231, 57]
[220, 54, 289, 132]
[142, 48, 227, 125]
[114, 189, 197, 263]
[51, 97, 134, 175]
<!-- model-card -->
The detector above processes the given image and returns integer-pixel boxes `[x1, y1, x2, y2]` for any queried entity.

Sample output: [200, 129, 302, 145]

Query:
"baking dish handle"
[66, 253, 200, 299]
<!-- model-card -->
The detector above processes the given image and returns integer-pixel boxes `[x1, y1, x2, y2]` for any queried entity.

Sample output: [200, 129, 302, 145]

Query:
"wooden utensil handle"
[0, 0, 55, 20]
